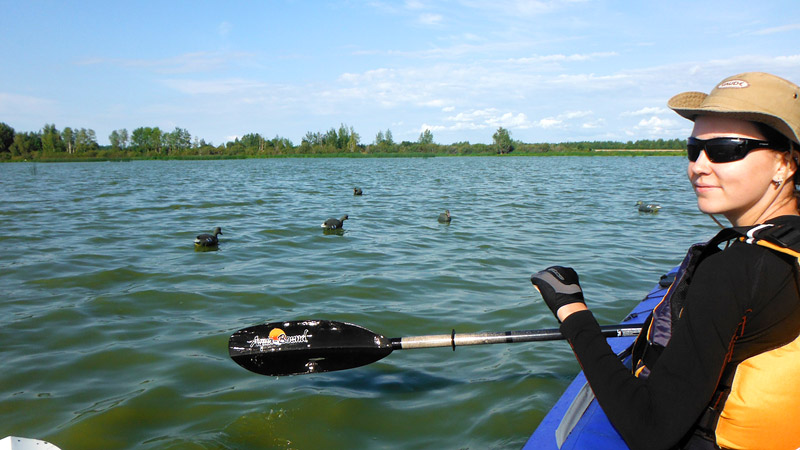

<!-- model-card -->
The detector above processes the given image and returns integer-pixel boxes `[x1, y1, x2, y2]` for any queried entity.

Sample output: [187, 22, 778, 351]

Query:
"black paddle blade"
[229, 320, 394, 376]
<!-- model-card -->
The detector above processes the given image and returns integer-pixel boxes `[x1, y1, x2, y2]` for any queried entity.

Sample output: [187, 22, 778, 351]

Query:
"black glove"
[530, 266, 585, 319]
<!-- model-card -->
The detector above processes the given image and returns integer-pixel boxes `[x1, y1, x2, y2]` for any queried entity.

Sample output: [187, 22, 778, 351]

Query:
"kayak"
[0, 436, 61, 450]
[522, 267, 678, 450]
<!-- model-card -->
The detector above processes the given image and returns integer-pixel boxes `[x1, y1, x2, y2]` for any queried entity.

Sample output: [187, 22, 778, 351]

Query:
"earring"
[773, 179, 784, 188]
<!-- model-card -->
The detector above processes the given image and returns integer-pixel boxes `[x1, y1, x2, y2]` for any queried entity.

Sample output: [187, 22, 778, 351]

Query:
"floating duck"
[438, 210, 452, 223]
[321, 215, 348, 230]
[636, 201, 662, 213]
[194, 227, 223, 247]
[353, 187, 363, 196]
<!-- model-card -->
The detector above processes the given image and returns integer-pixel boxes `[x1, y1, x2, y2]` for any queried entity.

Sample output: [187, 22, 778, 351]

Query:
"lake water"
[1, 157, 719, 449]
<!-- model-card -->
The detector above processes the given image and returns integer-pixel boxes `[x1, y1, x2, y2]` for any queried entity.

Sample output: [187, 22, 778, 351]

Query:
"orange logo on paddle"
[269, 328, 286, 342]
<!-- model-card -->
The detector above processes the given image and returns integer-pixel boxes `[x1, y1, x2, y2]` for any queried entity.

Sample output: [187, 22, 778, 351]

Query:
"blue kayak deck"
[523, 267, 677, 450]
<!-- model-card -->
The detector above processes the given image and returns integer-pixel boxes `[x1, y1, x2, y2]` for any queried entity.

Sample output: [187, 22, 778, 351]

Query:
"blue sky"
[2, 1, 799, 146]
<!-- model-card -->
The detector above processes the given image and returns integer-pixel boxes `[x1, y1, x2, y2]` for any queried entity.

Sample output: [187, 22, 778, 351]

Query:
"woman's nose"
[690, 149, 713, 173]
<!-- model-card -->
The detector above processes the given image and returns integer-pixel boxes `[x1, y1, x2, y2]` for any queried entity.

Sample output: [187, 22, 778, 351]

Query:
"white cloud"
[416, 107, 600, 136]
[404, 0, 426, 10]
[339, 68, 394, 83]
[561, 110, 592, 119]
[161, 78, 269, 95]
[423, 108, 534, 131]
[750, 23, 800, 36]
[550, 72, 631, 87]
[0, 92, 57, 116]
[623, 107, 668, 116]
[421, 99, 448, 107]
[775, 55, 800, 64]
[460, 0, 590, 17]
[581, 119, 604, 129]
[508, 52, 618, 64]
[418, 13, 443, 25]
[531, 110, 592, 130]
[78, 51, 255, 74]
[487, 112, 531, 128]
[634, 116, 683, 136]
[637, 116, 675, 128]
[422, 123, 447, 132]
[537, 118, 562, 128]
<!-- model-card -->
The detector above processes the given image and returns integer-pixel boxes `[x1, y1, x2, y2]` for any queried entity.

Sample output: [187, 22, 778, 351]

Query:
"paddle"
[228, 320, 642, 376]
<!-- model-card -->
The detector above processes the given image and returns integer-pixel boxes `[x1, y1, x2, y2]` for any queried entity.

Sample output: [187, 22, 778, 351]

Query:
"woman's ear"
[779, 149, 799, 185]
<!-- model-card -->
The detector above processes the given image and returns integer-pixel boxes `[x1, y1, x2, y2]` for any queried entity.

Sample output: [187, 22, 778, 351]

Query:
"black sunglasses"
[687, 137, 788, 163]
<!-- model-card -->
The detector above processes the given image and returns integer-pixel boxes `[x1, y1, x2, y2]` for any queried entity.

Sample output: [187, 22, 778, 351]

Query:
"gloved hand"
[530, 266, 585, 320]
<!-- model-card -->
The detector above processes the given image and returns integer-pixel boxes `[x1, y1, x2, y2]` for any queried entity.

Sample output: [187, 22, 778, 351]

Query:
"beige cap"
[668, 72, 800, 145]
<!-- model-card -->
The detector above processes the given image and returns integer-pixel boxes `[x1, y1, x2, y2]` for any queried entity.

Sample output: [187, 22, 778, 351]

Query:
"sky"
[1, 0, 800, 147]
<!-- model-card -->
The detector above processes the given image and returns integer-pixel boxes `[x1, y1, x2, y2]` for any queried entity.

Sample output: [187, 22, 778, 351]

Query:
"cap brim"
[667, 91, 708, 121]
[668, 91, 799, 144]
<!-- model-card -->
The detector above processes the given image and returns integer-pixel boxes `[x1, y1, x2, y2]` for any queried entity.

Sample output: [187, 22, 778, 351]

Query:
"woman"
[531, 72, 800, 450]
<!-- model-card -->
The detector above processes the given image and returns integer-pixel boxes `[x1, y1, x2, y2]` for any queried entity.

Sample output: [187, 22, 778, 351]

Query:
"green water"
[1, 157, 718, 449]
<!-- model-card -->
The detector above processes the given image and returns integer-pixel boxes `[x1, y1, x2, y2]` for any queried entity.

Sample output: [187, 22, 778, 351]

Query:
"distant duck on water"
[195, 227, 222, 247]
[438, 210, 452, 223]
[321, 215, 348, 230]
[353, 187, 363, 196]
[636, 201, 662, 213]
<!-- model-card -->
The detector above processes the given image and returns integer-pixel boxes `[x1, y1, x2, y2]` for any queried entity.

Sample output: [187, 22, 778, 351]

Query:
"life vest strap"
[735, 222, 800, 258]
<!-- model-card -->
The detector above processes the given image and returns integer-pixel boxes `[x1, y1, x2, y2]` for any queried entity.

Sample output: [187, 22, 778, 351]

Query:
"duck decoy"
[438, 210, 451, 223]
[195, 227, 223, 247]
[353, 187, 363, 196]
[636, 201, 662, 213]
[321, 215, 348, 230]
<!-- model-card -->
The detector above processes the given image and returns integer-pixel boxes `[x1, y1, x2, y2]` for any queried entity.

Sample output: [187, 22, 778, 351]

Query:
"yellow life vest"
[715, 330, 800, 449]
[631, 223, 800, 449]
[714, 225, 800, 449]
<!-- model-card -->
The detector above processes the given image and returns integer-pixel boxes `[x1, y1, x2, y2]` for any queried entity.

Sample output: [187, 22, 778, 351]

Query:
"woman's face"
[688, 116, 789, 226]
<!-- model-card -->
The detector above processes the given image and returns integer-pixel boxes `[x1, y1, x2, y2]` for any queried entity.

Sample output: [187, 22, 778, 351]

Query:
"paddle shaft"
[393, 324, 641, 350]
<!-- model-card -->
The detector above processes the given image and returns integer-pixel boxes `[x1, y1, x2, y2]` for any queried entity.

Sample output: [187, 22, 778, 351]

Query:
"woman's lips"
[693, 183, 719, 193]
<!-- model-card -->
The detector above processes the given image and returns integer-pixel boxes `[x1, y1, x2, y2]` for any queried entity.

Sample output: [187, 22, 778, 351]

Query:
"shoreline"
[2, 150, 685, 163]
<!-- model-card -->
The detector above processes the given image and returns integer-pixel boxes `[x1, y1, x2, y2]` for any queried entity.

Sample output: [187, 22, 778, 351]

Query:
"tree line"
[0, 122, 685, 161]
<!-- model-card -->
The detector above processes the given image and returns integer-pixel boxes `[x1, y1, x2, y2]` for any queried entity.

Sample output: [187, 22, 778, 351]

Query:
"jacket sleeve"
[560, 310, 708, 450]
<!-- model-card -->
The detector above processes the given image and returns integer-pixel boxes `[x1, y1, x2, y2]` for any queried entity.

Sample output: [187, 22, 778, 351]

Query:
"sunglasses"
[687, 137, 788, 163]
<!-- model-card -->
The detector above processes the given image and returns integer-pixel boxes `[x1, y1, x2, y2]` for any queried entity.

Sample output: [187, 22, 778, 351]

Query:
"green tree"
[131, 127, 163, 153]
[384, 129, 394, 145]
[271, 135, 293, 153]
[109, 128, 129, 151]
[62, 127, 75, 154]
[74, 128, 98, 153]
[334, 124, 359, 152]
[418, 129, 434, 145]
[164, 127, 191, 153]
[492, 127, 513, 154]
[109, 130, 121, 150]
[346, 128, 360, 152]
[337, 124, 350, 149]
[41, 123, 64, 153]
[323, 128, 338, 149]
[120, 129, 129, 149]
[131, 127, 148, 151]
[239, 133, 265, 153]
[9, 132, 41, 157]
[302, 131, 321, 146]
[0, 122, 14, 154]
